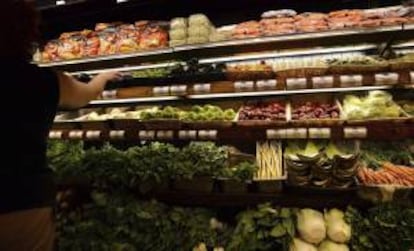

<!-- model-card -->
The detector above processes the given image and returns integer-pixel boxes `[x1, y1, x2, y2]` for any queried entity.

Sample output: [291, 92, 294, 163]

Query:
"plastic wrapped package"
[169, 39, 187, 47]
[261, 9, 297, 19]
[170, 17, 188, 30]
[83, 31, 100, 57]
[187, 36, 209, 44]
[188, 14, 210, 27]
[116, 24, 139, 53]
[57, 32, 86, 60]
[139, 25, 168, 50]
[188, 25, 211, 37]
[169, 28, 187, 40]
[209, 30, 231, 42]
[98, 28, 118, 55]
[42, 40, 60, 62]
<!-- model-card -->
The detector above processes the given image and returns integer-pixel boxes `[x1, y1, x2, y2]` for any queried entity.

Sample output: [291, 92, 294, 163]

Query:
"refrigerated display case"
[39, 1, 414, 250]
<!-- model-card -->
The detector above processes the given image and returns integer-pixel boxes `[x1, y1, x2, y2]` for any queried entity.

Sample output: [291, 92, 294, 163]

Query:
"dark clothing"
[0, 61, 59, 214]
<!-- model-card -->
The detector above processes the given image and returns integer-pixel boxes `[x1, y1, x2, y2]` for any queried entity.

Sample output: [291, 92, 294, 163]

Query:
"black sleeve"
[35, 66, 60, 110]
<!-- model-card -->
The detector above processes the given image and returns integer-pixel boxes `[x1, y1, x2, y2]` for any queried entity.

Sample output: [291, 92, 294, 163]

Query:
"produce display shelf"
[38, 25, 414, 72]
[90, 85, 411, 107]
[50, 120, 414, 141]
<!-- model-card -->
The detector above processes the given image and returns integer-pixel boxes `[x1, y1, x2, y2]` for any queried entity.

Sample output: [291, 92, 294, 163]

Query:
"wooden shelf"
[51, 119, 414, 141]
[39, 25, 414, 72]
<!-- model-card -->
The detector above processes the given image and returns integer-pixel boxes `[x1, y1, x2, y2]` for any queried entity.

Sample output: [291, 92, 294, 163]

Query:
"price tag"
[198, 130, 217, 140]
[344, 127, 367, 139]
[208, 130, 218, 140]
[102, 90, 118, 99]
[340, 75, 363, 87]
[170, 85, 187, 95]
[193, 84, 211, 94]
[285, 128, 307, 139]
[156, 130, 174, 140]
[234, 81, 254, 91]
[56, 0, 66, 5]
[153, 86, 170, 96]
[375, 73, 399, 85]
[256, 80, 277, 90]
[139, 130, 155, 140]
[86, 130, 101, 140]
[266, 129, 286, 139]
[410, 72, 414, 84]
[68, 130, 84, 139]
[109, 130, 125, 140]
[49, 131, 63, 139]
[308, 128, 331, 139]
[312, 76, 334, 88]
[286, 78, 307, 90]
[178, 130, 198, 140]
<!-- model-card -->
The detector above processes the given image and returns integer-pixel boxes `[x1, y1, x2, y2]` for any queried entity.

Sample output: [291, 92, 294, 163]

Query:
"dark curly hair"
[0, 0, 39, 60]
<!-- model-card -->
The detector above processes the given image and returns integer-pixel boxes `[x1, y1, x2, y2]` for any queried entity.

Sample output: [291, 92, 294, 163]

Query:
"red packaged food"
[328, 17, 359, 29]
[295, 12, 327, 21]
[116, 24, 139, 54]
[138, 25, 168, 50]
[233, 21, 262, 39]
[42, 40, 60, 62]
[98, 28, 118, 56]
[381, 17, 408, 26]
[329, 9, 363, 18]
[57, 32, 85, 60]
[83, 31, 100, 58]
[260, 17, 295, 26]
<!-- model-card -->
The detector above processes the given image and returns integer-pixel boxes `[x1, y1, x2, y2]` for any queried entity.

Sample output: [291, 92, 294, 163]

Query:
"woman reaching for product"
[0, 1, 121, 250]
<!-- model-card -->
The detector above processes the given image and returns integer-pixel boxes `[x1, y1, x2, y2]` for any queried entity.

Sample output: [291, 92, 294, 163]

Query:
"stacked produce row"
[55, 91, 411, 124]
[49, 140, 414, 199]
[39, 5, 414, 62]
[51, 140, 414, 251]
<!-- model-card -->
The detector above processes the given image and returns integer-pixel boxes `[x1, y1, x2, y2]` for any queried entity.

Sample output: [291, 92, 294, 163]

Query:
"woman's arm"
[57, 71, 122, 109]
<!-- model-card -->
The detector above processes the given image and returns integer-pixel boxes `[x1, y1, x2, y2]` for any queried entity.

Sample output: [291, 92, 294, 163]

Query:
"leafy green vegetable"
[227, 203, 296, 251]
[345, 204, 414, 251]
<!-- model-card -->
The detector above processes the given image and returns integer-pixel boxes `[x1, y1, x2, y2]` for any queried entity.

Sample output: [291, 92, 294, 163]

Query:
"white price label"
[344, 127, 367, 139]
[102, 90, 118, 100]
[312, 76, 334, 88]
[266, 129, 286, 139]
[109, 130, 125, 139]
[198, 130, 217, 140]
[286, 78, 307, 90]
[178, 130, 198, 140]
[375, 73, 399, 85]
[49, 131, 63, 139]
[340, 75, 363, 87]
[86, 131, 101, 140]
[68, 130, 83, 139]
[308, 128, 331, 139]
[170, 85, 187, 95]
[234, 81, 254, 91]
[256, 80, 277, 90]
[56, 0, 66, 5]
[193, 84, 211, 94]
[153, 86, 170, 95]
[156, 130, 174, 140]
[139, 130, 155, 140]
[285, 128, 307, 139]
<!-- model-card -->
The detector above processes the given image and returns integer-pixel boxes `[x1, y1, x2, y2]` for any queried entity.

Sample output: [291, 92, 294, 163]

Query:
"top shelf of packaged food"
[38, 24, 414, 72]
